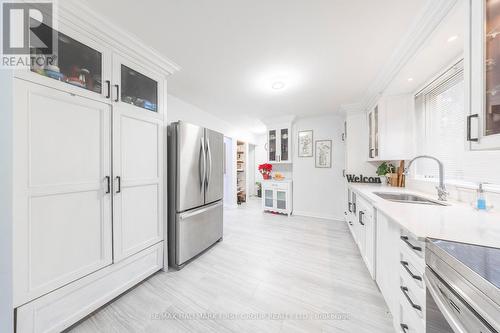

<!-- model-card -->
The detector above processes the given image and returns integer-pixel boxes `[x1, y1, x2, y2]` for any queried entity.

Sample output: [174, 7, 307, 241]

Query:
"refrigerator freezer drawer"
[176, 201, 223, 266]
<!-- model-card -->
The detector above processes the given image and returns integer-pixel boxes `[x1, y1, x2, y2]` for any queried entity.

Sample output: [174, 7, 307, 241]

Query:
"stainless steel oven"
[425, 239, 500, 333]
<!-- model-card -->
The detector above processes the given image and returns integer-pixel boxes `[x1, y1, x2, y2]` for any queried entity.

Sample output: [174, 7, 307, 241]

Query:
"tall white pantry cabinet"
[9, 3, 178, 332]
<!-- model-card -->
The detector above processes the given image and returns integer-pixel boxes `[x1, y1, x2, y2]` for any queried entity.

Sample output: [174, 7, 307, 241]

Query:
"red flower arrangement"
[258, 163, 273, 180]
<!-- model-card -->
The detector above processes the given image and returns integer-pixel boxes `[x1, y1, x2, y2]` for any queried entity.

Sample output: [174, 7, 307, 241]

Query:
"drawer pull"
[401, 286, 422, 311]
[359, 211, 365, 225]
[400, 323, 409, 333]
[401, 236, 422, 252]
[400, 261, 422, 281]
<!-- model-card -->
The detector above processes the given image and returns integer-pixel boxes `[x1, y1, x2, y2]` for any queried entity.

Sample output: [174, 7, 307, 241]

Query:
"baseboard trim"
[293, 211, 343, 221]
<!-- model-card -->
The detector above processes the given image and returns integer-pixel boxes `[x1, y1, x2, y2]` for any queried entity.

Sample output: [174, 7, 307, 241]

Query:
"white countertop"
[262, 179, 292, 183]
[349, 183, 500, 249]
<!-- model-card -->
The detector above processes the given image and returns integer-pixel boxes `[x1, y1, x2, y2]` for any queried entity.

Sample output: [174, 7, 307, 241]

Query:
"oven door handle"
[424, 271, 468, 333]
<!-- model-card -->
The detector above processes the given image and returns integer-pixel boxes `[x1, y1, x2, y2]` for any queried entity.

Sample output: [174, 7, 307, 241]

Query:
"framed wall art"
[315, 140, 332, 168]
[298, 130, 313, 157]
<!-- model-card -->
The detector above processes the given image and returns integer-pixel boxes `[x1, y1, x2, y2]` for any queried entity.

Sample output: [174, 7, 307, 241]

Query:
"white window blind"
[414, 61, 465, 180]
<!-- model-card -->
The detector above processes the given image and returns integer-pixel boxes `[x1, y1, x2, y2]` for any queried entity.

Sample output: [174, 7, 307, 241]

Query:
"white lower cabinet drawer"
[399, 299, 425, 333]
[16, 242, 163, 333]
[399, 281, 425, 333]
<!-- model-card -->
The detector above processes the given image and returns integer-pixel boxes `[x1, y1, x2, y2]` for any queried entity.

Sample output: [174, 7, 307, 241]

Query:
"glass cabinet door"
[264, 190, 274, 208]
[30, 19, 103, 94]
[368, 111, 374, 158]
[469, 0, 500, 149]
[485, 0, 500, 136]
[280, 129, 289, 161]
[268, 130, 277, 161]
[374, 106, 379, 157]
[276, 191, 286, 210]
[120, 65, 158, 112]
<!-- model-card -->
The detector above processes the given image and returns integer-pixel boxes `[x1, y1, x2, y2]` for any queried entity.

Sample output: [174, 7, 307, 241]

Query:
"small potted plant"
[376, 162, 396, 185]
[258, 163, 272, 180]
[256, 182, 262, 197]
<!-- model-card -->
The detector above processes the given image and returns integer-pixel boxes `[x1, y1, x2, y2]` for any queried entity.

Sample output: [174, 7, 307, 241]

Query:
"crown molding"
[360, 0, 458, 112]
[56, 1, 181, 76]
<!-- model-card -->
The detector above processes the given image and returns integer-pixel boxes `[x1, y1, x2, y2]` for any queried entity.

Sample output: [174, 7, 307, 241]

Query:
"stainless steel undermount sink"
[373, 192, 449, 206]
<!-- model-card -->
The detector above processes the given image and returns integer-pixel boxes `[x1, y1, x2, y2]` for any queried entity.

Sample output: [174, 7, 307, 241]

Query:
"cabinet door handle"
[369, 148, 374, 158]
[400, 323, 409, 333]
[114, 84, 120, 102]
[358, 211, 365, 225]
[105, 80, 111, 99]
[467, 114, 479, 142]
[400, 236, 422, 252]
[105, 176, 110, 194]
[400, 286, 422, 311]
[352, 202, 357, 214]
[400, 261, 422, 281]
[116, 176, 121, 193]
[348, 202, 352, 213]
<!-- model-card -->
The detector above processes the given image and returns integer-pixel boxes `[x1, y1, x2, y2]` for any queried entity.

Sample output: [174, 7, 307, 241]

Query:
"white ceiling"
[385, 1, 465, 95]
[81, 0, 427, 132]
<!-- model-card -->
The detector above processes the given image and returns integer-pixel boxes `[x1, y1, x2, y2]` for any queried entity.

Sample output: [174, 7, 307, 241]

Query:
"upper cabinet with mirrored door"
[18, 18, 112, 102]
[468, 0, 500, 149]
[113, 55, 164, 118]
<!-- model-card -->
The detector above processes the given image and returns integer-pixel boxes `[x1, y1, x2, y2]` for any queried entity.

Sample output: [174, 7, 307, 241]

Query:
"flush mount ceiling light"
[407, 78, 414, 82]
[253, 67, 302, 94]
[271, 81, 286, 90]
[447, 35, 458, 43]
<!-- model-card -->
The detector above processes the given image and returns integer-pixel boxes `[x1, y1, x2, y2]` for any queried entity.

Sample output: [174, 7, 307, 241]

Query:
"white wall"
[0, 70, 14, 332]
[223, 137, 237, 207]
[167, 94, 256, 144]
[292, 114, 346, 220]
[345, 112, 378, 176]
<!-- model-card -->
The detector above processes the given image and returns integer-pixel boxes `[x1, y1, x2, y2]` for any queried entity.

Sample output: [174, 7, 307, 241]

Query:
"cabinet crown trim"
[58, 1, 181, 76]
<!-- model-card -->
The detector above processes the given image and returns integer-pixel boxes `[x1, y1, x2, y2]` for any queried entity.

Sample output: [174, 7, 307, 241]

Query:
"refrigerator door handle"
[178, 201, 222, 220]
[199, 137, 206, 192]
[206, 137, 212, 191]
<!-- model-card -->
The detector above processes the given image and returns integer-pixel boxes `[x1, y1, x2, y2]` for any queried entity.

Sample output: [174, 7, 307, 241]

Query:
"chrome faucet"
[404, 155, 448, 201]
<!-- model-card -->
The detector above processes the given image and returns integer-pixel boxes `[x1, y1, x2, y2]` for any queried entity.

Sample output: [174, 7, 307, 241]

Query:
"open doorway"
[223, 137, 235, 207]
[248, 144, 256, 197]
[236, 141, 246, 204]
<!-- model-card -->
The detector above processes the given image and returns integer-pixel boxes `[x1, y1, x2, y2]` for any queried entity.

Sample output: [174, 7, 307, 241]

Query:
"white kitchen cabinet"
[354, 195, 376, 279]
[267, 126, 292, 163]
[467, 0, 500, 150]
[14, 18, 113, 105]
[262, 181, 293, 215]
[112, 55, 164, 262]
[13, 79, 113, 306]
[376, 211, 402, 327]
[367, 94, 414, 161]
[368, 106, 379, 159]
[346, 188, 376, 279]
[10, 3, 176, 330]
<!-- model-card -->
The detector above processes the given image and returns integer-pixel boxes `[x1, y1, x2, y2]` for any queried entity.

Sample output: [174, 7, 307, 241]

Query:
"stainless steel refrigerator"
[168, 121, 224, 269]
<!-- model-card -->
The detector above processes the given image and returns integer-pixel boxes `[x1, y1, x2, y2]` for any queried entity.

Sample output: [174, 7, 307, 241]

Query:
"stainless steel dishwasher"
[425, 239, 500, 333]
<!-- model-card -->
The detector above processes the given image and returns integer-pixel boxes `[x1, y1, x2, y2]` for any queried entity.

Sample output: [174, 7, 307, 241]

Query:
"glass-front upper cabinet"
[280, 129, 289, 162]
[469, 0, 500, 149]
[29, 19, 106, 97]
[268, 130, 277, 162]
[120, 65, 158, 112]
[367, 107, 379, 159]
[267, 127, 291, 163]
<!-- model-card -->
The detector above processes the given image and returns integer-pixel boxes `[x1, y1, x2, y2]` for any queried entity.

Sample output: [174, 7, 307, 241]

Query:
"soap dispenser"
[476, 183, 487, 210]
